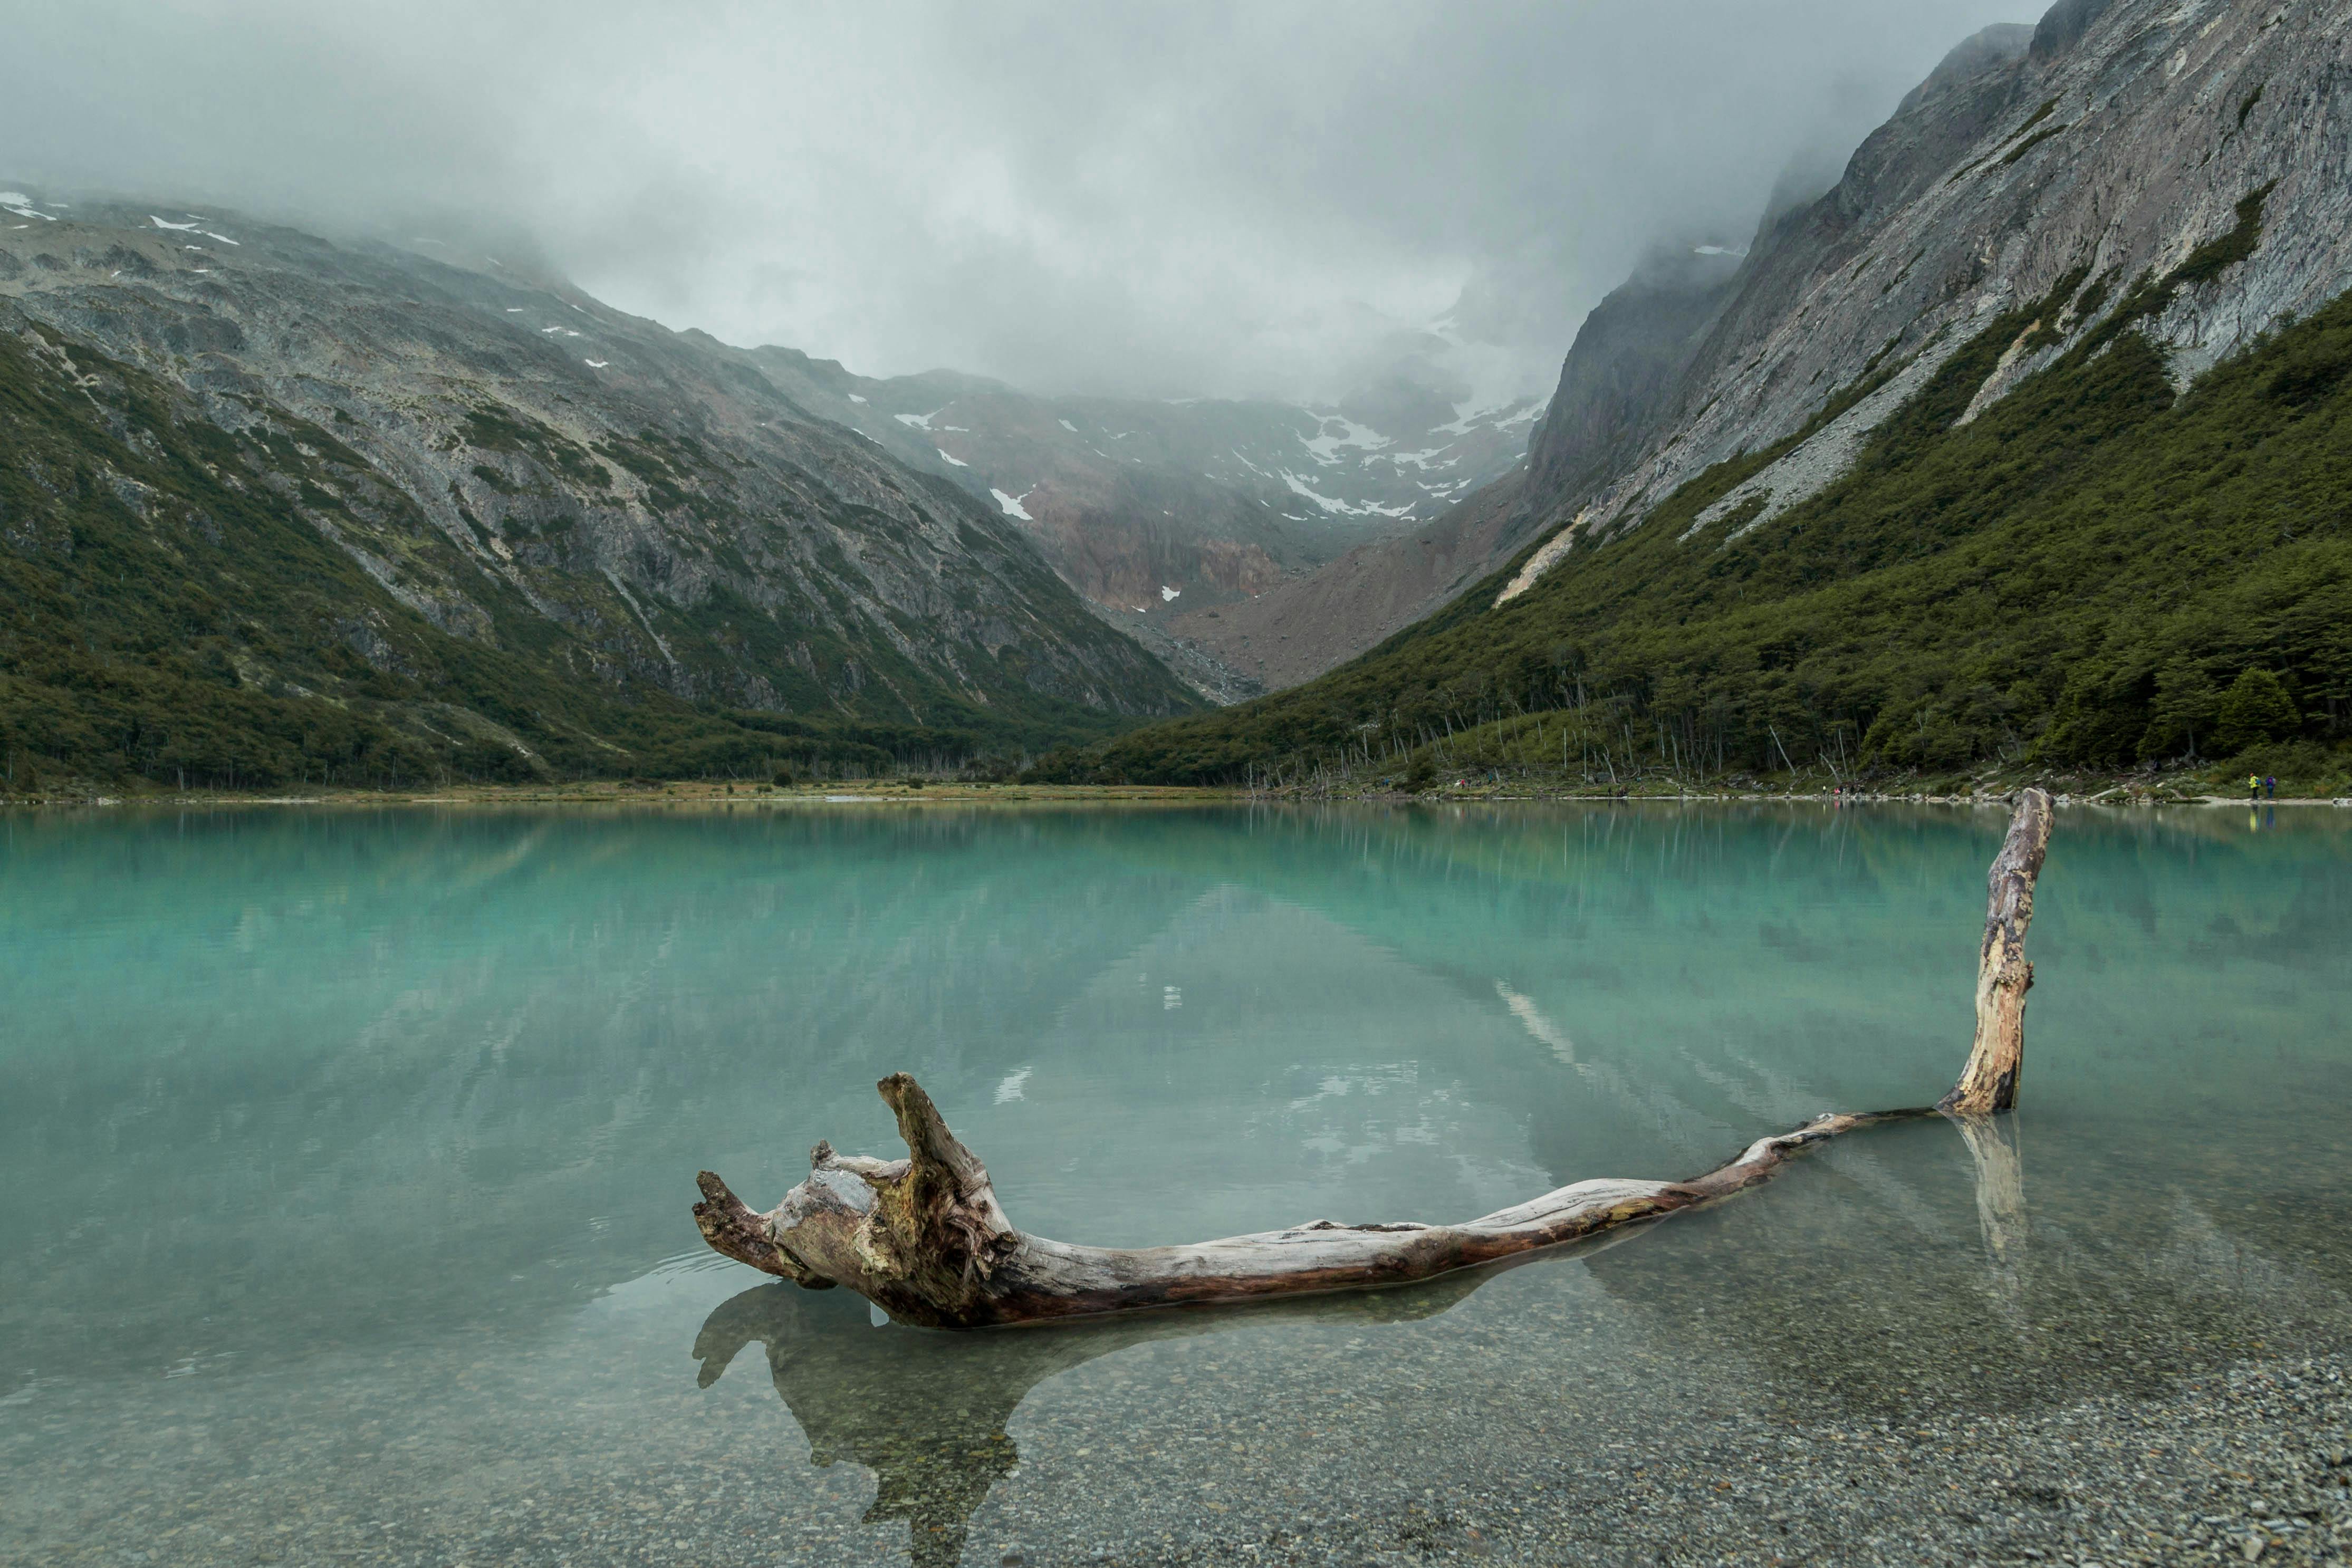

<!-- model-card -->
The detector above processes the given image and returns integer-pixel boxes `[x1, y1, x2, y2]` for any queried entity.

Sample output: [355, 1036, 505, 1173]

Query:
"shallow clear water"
[2, 802, 2347, 1566]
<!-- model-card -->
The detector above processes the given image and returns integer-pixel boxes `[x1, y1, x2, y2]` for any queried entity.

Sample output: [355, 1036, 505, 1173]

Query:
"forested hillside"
[1036, 0, 2352, 795]
[1041, 272, 2352, 793]
[0, 320, 1187, 793]
[0, 205, 1198, 794]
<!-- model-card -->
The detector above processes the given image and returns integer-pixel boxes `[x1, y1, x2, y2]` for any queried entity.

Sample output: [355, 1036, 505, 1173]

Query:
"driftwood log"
[1941, 785, 2055, 1113]
[695, 788, 2057, 1328]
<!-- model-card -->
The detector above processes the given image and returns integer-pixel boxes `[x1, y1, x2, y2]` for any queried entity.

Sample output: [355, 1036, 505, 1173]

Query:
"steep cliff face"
[1507, 0, 2352, 589]
[1056, 0, 2352, 787]
[1518, 248, 1745, 530]
[0, 200, 1197, 785]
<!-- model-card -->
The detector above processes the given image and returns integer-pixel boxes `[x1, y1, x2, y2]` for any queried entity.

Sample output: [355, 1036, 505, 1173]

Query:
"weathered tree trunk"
[1940, 786, 2055, 1114]
[694, 788, 2057, 1329]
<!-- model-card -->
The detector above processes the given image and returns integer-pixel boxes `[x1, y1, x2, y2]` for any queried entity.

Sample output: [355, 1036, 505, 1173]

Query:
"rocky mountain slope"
[741, 342, 1542, 691]
[1050, 0, 2352, 789]
[1145, 0, 2352, 694]
[1157, 244, 1746, 690]
[1505, 0, 2352, 588]
[0, 198, 1197, 789]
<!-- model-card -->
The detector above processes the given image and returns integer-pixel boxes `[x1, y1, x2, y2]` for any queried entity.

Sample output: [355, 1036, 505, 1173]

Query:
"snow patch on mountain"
[1387, 446, 1460, 470]
[1283, 471, 1415, 519]
[1298, 413, 1390, 465]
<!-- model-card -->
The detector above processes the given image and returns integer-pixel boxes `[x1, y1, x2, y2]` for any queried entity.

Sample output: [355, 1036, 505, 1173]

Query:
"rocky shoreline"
[1180, 1353, 2352, 1568]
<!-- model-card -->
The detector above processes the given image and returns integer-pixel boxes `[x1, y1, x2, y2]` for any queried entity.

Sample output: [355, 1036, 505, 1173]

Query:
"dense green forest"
[1041, 268, 2352, 794]
[0, 327, 1164, 794]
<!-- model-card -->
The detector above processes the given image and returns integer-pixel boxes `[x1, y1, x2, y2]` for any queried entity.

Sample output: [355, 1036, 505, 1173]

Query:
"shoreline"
[2, 780, 2347, 811]
[0, 781, 1237, 810]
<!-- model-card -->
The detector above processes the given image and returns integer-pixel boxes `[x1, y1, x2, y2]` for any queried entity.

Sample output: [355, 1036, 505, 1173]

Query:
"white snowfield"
[894, 409, 939, 430]
[1160, 585, 1180, 602]
[1387, 446, 1458, 470]
[584, 359, 609, 369]
[144, 214, 238, 243]
[846, 393, 868, 403]
[990, 487, 1035, 521]
[1297, 412, 1390, 465]
[1058, 418, 1078, 432]
[1431, 396, 1544, 436]
[1281, 470, 1415, 520]
[935, 447, 968, 467]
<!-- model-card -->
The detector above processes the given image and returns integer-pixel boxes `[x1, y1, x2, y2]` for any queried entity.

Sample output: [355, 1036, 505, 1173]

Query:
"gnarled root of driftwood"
[694, 788, 2056, 1329]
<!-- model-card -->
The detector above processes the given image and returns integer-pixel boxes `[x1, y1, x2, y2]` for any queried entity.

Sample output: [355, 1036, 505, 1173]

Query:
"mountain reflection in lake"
[2, 803, 2347, 1566]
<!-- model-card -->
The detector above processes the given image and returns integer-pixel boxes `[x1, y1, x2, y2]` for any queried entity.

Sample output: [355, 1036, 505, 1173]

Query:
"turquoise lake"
[2, 802, 2347, 1566]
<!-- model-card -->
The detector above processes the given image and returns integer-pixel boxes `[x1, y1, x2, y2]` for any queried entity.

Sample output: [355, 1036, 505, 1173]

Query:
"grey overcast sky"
[6, 1, 2024, 404]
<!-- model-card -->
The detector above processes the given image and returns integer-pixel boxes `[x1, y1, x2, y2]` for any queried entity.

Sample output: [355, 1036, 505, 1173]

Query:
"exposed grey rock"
[0, 203, 1196, 727]
[1509, 0, 2352, 594]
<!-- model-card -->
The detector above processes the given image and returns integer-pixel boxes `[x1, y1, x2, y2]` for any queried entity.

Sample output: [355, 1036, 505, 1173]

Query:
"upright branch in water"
[1940, 787, 2056, 1113]
[694, 788, 2057, 1328]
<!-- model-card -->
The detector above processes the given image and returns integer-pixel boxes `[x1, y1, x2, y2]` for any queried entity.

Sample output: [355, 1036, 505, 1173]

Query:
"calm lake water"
[2, 802, 2348, 1566]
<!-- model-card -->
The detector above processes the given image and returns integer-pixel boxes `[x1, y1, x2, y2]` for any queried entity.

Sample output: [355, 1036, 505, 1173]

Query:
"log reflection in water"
[689, 1233, 1646, 1565]
[1950, 1111, 2029, 1291]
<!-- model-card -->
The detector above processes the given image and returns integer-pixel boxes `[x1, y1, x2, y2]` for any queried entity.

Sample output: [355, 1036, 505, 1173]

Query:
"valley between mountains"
[5, 0, 2351, 797]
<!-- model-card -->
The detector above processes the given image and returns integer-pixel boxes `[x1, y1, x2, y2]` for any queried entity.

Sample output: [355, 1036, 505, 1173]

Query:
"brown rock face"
[1161, 478, 1533, 692]
[736, 347, 1547, 699]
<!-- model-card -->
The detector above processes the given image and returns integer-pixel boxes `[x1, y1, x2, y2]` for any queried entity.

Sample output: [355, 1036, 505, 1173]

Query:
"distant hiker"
[2249, 773, 2262, 802]
[2265, 775, 2278, 799]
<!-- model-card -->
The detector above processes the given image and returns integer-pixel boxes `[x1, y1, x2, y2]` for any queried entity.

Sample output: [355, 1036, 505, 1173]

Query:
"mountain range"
[1058, 0, 2352, 790]
[744, 345, 1539, 624]
[0, 197, 1214, 788]
[7, 0, 2348, 795]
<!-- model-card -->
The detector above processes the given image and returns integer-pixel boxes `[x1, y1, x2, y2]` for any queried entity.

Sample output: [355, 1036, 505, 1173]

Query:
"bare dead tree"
[695, 790, 2057, 1328]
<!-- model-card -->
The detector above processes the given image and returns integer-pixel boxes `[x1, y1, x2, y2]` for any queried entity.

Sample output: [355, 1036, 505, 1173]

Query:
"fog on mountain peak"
[4, 1, 2021, 403]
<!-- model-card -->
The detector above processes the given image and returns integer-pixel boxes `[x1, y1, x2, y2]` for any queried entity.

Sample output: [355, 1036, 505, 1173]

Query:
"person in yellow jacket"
[2249, 773, 2262, 802]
